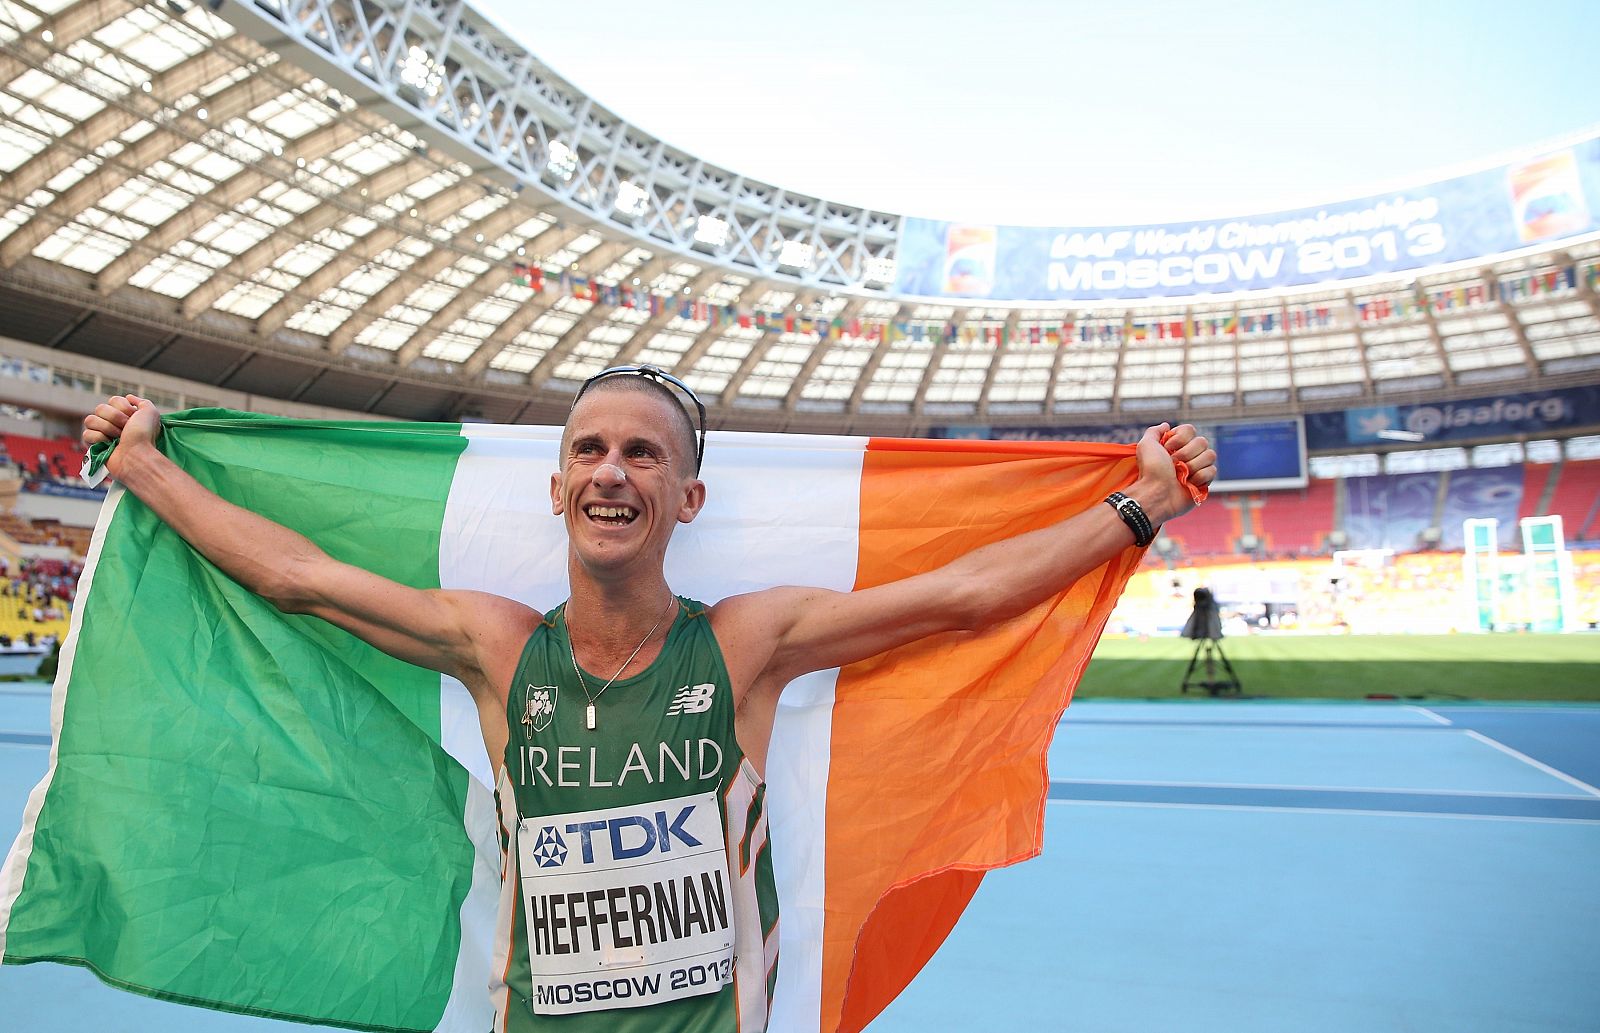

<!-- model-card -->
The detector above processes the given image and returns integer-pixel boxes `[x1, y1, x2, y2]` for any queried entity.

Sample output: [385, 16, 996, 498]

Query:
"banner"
[22, 481, 107, 501]
[894, 134, 1600, 302]
[1305, 386, 1600, 450]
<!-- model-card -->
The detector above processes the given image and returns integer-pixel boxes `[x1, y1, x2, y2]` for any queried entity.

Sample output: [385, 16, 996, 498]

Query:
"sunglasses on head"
[571, 364, 708, 473]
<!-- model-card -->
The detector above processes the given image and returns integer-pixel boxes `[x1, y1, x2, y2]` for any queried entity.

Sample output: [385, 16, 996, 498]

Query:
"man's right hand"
[82, 394, 161, 478]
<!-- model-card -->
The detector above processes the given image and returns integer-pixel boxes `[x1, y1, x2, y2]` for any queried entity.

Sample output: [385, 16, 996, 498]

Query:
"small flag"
[511, 263, 543, 291]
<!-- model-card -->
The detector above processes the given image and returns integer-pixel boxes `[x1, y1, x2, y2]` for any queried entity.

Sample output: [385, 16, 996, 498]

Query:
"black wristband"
[1105, 491, 1157, 548]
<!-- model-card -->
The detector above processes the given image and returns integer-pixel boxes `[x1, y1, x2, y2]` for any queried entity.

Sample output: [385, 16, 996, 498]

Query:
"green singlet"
[490, 598, 779, 1033]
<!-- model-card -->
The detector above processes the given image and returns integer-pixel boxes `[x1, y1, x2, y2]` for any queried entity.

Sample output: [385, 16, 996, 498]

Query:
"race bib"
[517, 790, 735, 1014]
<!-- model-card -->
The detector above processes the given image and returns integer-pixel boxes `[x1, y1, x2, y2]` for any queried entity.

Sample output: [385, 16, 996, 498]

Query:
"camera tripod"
[1180, 637, 1242, 696]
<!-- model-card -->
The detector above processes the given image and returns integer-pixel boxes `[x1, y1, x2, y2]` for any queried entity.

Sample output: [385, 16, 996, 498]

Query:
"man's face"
[552, 388, 705, 576]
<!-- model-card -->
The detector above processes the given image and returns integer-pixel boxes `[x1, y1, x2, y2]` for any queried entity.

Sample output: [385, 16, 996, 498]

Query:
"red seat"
[2, 434, 85, 479]
[1519, 463, 1554, 521]
[1254, 479, 1336, 553]
[1545, 459, 1600, 538]
[1160, 496, 1240, 555]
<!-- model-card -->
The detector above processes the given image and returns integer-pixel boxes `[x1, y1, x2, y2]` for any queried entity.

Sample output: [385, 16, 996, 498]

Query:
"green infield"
[1078, 633, 1600, 701]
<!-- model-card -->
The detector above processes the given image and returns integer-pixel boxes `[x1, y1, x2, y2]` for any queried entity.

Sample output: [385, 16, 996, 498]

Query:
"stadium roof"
[1, 0, 1598, 434]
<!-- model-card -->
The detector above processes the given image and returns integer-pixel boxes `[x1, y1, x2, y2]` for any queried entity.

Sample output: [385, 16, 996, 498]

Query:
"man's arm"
[716, 423, 1216, 697]
[83, 395, 540, 703]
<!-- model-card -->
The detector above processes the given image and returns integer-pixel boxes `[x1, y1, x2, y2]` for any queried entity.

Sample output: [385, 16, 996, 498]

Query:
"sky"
[472, 0, 1600, 227]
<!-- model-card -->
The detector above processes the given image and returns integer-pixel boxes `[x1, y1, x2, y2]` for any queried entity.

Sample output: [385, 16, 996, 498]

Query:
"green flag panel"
[3, 412, 472, 1032]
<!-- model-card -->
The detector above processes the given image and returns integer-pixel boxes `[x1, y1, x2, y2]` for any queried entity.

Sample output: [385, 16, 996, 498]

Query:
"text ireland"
[518, 739, 725, 788]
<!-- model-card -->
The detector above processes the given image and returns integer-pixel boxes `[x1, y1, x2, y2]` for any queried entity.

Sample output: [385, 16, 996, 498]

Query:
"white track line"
[1406, 706, 1453, 726]
[1048, 797, 1600, 826]
[1064, 715, 1446, 728]
[1462, 729, 1600, 798]
[1052, 776, 1585, 800]
[1392, 705, 1600, 715]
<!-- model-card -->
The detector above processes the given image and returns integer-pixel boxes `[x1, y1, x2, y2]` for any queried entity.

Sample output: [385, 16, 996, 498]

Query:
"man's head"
[559, 373, 701, 474]
[552, 372, 707, 578]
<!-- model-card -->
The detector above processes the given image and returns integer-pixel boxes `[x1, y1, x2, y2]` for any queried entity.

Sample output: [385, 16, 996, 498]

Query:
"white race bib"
[516, 790, 735, 1014]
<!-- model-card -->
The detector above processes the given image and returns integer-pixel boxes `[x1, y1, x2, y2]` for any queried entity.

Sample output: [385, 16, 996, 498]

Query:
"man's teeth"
[586, 506, 636, 521]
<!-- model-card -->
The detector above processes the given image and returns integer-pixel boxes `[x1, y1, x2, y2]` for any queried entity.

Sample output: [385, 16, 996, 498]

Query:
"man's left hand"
[1133, 423, 1216, 525]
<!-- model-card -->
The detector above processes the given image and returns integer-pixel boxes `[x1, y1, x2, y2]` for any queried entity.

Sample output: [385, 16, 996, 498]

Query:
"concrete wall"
[12, 491, 102, 528]
[0, 334, 371, 427]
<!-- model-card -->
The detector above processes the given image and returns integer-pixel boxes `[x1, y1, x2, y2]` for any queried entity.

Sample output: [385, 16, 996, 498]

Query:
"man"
[82, 369, 1216, 1031]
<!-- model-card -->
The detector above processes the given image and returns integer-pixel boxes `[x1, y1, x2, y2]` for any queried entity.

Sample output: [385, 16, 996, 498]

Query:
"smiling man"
[81, 366, 1216, 1032]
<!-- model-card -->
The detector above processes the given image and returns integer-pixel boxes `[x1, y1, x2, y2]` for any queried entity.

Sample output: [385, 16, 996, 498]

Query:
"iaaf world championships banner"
[893, 134, 1600, 302]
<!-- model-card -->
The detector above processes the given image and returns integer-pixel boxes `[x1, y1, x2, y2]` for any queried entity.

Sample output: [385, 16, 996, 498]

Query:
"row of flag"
[1355, 266, 1585, 322]
[507, 261, 1597, 346]
[1147, 307, 1340, 340]
[1355, 286, 1472, 322]
[1497, 265, 1580, 302]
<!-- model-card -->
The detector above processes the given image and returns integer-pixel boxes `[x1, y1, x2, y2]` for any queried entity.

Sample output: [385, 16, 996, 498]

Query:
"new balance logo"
[667, 683, 717, 716]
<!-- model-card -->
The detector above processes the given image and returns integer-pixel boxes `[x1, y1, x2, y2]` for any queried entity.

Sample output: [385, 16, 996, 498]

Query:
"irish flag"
[0, 410, 1182, 1032]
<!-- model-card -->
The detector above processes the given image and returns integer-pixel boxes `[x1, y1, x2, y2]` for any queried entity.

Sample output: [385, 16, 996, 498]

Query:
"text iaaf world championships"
[1047, 196, 1445, 291]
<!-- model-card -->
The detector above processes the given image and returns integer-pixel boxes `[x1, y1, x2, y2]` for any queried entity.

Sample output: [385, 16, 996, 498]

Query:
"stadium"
[0, 1, 1597, 1032]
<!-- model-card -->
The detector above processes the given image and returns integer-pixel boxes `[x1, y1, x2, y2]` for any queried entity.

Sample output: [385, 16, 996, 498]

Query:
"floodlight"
[693, 215, 730, 248]
[545, 141, 578, 181]
[777, 240, 814, 270]
[399, 45, 442, 96]
[864, 256, 897, 284]
[614, 181, 649, 218]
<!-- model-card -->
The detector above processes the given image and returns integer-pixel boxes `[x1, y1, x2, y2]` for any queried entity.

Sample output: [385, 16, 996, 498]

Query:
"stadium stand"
[1544, 459, 1600, 539]
[0, 0, 1595, 441]
[1158, 497, 1240, 556]
[1252, 480, 1338, 555]
[1121, 546, 1600, 635]
[0, 513, 90, 555]
[1519, 463, 1556, 521]
[0, 0, 1594, 643]
[1, 434, 84, 480]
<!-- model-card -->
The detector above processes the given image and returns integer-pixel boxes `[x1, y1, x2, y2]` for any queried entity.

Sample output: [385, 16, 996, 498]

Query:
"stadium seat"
[1158, 496, 1240, 556]
[1519, 463, 1555, 521]
[1, 434, 85, 480]
[1253, 480, 1337, 554]
[1545, 459, 1600, 540]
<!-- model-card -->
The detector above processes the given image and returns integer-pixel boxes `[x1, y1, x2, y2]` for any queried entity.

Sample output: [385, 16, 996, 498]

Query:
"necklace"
[566, 594, 675, 731]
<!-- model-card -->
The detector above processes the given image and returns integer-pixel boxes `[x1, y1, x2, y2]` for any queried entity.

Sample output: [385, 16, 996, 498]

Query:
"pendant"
[586, 703, 596, 731]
